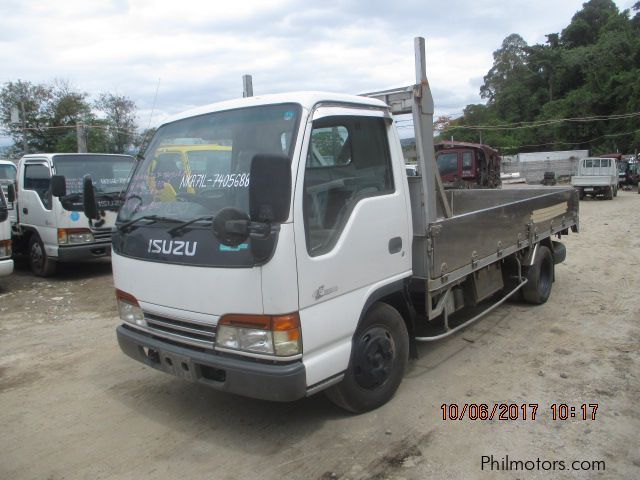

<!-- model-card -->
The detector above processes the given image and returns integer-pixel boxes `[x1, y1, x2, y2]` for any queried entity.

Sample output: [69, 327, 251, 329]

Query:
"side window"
[303, 115, 394, 256]
[462, 152, 473, 169]
[306, 126, 351, 167]
[24, 164, 52, 209]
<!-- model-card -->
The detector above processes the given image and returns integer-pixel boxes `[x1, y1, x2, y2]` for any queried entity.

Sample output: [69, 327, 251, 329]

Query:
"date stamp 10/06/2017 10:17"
[440, 403, 599, 421]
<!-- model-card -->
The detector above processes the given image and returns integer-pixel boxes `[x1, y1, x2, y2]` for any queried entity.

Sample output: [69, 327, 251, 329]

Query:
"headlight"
[58, 228, 94, 244]
[0, 240, 11, 258]
[115, 289, 145, 327]
[216, 313, 302, 357]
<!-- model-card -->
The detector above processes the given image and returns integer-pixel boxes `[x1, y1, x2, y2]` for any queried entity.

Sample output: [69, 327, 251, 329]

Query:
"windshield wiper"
[117, 215, 182, 233]
[96, 191, 123, 201]
[61, 192, 83, 201]
[167, 215, 214, 237]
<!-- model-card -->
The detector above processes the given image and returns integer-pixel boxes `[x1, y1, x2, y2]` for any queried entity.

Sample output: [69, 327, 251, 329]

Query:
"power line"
[497, 128, 640, 151]
[448, 111, 640, 131]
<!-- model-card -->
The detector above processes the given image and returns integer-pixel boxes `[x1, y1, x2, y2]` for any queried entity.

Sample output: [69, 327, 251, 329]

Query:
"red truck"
[435, 141, 501, 189]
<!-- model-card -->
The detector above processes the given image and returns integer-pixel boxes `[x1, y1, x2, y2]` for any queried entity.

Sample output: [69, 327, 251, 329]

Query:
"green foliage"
[94, 93, 137, 154]
[439, 0, 640, 155]
[0, 80, 139, 157]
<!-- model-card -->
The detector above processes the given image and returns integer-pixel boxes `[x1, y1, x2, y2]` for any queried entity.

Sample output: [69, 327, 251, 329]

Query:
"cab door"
[20, 160, 57, 249]
[293, 106, 412, 386]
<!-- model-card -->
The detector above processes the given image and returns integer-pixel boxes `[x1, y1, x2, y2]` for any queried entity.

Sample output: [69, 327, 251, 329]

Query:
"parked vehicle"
[0, 184, 14, 277]
[105, 38, 578, 412]
[434, 141, 501, 188]
[571, 157, 618, 200]
[13, 153, 135, 276]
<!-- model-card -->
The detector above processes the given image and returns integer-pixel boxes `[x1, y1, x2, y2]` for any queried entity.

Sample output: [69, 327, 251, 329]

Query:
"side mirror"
[6, 183, 16, 203]
[51, 175, 67, 197]
[249, 154, 291, 223]
[82, 175, 99, 220]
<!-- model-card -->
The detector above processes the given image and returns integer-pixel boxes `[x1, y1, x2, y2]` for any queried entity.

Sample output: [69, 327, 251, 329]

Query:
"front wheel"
[29, 234, 56, 277]
[325, 303, 409, 413]
[522, 245, 553, 304]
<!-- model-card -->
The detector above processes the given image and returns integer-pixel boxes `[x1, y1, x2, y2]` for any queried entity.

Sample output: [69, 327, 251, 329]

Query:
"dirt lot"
[1, 190, 639, 480]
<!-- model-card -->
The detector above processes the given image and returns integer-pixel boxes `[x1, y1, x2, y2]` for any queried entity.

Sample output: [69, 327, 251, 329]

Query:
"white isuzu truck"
[104, 39, 579, 412]
[13, 153, 135, 276]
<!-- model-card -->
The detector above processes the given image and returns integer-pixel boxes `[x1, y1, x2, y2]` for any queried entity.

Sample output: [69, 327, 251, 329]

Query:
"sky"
[0, 0, 637, 144]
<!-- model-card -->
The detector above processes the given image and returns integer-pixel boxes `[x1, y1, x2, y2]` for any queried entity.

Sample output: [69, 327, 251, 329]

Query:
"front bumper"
[117, 325, 307, 402]
[0, 258, 13, 277]
[56, 243, 111, 261]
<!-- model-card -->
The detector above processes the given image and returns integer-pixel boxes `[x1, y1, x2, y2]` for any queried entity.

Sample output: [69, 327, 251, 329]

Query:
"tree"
[47, 79, 92, 152]
[480, 34, 529, 103]
[561, 0, 618, 47]
[94, 93, 137, 153]
[0, 80, 53, 154]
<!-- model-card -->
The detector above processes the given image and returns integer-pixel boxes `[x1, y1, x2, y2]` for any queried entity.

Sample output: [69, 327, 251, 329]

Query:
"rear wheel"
[578, 188, 585, 200]
[606, 186, 614, 200]
[325, 303, 409, 413]
[522, 246, 553, 305]
[29, 234, 56, 277]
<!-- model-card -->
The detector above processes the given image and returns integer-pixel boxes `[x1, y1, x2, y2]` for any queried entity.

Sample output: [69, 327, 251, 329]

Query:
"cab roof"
[19, 153, 134, 163]
[162, 91, 389, 126]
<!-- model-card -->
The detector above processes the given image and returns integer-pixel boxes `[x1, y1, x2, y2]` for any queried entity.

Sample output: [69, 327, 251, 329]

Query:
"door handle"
[22, 207, 28, 215]
[388, 237, 402, 254]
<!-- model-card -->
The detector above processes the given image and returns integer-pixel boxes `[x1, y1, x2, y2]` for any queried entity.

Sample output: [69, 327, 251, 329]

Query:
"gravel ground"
[1, 189, 639, 480]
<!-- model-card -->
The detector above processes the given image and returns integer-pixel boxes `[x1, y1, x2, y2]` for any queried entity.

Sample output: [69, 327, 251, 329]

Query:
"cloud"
[0, 0, 635, 133]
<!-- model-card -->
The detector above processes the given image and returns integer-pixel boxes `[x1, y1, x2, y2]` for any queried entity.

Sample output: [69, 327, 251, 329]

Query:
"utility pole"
[20, 102, 28, 154]
[76, 123, 87, 153]
[242, 75, 253, 98]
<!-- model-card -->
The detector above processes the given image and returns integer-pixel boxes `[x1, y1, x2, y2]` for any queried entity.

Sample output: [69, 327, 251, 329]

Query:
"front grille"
[91, 226, 112, 242]
[144, 313, 216, 349]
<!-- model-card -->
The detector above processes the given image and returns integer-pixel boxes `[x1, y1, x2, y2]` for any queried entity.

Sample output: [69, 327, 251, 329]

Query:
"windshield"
[437, 152, 458, 177]
[118, 103, 301, 224]
[53, 154, 135, 194]
[0, 163, 16, 181]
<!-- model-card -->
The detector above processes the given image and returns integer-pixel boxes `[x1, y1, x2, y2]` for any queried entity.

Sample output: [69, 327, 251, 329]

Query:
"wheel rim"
[353, 326, 396, 390]
[31, 242, 44, 272]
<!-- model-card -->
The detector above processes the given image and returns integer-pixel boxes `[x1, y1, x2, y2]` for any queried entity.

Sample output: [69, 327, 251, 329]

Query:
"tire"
[325, 303, 409, 413]
[606, 186, 614, 200]
[522, 245, 553, 305]
[613, 185, 618, 197]
[29, 234, 56, 277]
[578, 188, 585, 200]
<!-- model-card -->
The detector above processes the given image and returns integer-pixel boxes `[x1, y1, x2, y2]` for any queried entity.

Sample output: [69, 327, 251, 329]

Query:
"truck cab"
[0, 185, 14, 277]
[14, 153, 135, 276]
[434, 141, 501, 189]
